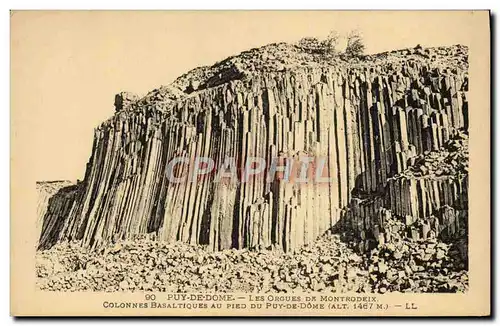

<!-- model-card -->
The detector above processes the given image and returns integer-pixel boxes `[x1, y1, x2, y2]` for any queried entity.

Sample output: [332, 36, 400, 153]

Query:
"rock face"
[114, 92, 139, 112]
[36, 181, 74, 243]
[37, 43, 469, 253]
[38, 183, 81, 250]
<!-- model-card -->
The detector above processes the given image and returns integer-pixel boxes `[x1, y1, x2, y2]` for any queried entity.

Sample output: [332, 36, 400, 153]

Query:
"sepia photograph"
[10, 10, 490, 316]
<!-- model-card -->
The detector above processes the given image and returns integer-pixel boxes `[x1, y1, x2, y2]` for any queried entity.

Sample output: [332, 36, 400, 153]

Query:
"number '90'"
[145, 294, 156, 301]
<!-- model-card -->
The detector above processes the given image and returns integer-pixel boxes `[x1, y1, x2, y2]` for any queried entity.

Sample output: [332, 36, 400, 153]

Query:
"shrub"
[321, 30, 340, 53]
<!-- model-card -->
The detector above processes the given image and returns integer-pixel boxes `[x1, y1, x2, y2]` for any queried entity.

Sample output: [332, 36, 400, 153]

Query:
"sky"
[11, 11, 479, 181]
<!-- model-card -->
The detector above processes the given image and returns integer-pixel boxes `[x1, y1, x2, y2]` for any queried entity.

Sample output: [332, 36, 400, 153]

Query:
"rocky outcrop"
[36, 181, 74, 243]
[343, 131, 468, 253]
[38, 183, 81, 250]
[37, 43, 469, 253]
[114, 92, 139, 112]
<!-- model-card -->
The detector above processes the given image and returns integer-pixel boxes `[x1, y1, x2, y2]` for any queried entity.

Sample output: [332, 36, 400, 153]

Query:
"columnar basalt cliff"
[36, 180, 74, 244]
[38, 43, 469, 254]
